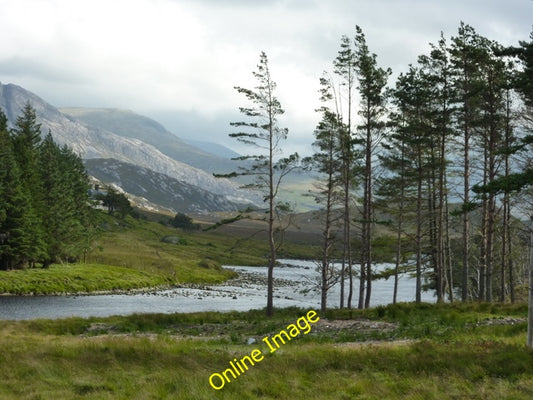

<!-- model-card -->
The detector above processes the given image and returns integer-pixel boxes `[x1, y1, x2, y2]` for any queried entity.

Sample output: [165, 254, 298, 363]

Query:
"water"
[0, 260, 434, 320]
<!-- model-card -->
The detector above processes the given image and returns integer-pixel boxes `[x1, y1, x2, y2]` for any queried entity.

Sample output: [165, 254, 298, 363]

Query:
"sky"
[0, 0, 531, 156]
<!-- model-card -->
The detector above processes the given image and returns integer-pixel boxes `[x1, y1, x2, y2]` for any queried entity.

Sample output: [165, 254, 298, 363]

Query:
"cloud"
[0, 0, 530, 155]
[0, 57, 86, 84]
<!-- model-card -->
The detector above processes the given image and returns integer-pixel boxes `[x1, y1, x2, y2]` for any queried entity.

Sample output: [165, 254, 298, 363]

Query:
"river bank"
[0, 260, 435, 320]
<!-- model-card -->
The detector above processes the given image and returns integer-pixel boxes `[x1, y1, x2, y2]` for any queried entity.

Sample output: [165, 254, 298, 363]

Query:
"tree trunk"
[462, 121, 471, 301]
[415, 143, 423, 303]
[527, 219, 533, 349]
[479, 141, 488, 301]
[266, 108, 276, 317]
[358, 258, 365, 309]
[509, 221, 515, 303]
[485, 71, 498, 303]
[485, 176, 496, 303]
[437, 123, 447, 303]
[501, 87, 513, 303]
[428, 145, 442, 302]
[340, 169, 350, 309]
[320, 166, 335, 313]
[501, 113, 511, 303]
[364, 109, 373, 309]
[501, 191, 509, 303]
[341, 152, 352, 309]
[393, 180, 405, 304]
[444, 175, 454, 302]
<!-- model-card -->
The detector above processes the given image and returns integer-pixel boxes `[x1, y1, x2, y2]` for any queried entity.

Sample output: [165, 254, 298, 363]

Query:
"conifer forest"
[297, 23, 532, 309]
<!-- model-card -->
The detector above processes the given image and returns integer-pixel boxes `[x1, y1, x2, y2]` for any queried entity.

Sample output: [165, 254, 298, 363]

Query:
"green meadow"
[0, 303, 531, 399]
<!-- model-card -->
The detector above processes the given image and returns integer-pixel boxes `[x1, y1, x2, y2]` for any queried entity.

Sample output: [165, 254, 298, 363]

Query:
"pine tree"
[418, 34, 456, 302]
[0, 109, 36, 269]
[218, 51, 299, 316]
[103, 188, 132, 218]
[304, 104, 344, 312]
[449, 22, 487, 301]
[462, 37, 532, 351]
[476, 43, 510, 302]
[331, 35, 357, 309]
[38, 133, 90, 265]
[392, 66, 435, 303]
[57, 143, 91, 256]
[10, 102, 46, 266]
[12, 102, 43, 183]
[482, 31, 533, 193]
[353, 25, 392, 308]
[1, 104, 92, 268]
[501, 30, 533, 349]
[377, 96, 418, 304]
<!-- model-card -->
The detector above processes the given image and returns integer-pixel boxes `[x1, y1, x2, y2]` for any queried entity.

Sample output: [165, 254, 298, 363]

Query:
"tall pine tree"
[39, 133, 90, 265]
[353, 25, 391, 308]
[304, 104, 344, 312]
[218, 52, 299, 316]
[10, 102, 46, 266]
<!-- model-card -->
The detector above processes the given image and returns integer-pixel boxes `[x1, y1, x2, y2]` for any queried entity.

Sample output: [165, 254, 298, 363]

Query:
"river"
[0, 260, 435, 320]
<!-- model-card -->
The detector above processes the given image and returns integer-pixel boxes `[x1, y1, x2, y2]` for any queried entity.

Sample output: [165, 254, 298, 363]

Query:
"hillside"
[60, 107, 239, 175]
[85, 158, 253, 213]
[184, 138, 242, 160]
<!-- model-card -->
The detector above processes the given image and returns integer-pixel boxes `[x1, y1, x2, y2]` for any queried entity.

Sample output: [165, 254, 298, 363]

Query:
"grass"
[86, 213, 318, 280]
[0, 212, 319, 295]
[0, 303, 531, 399]
[0, 263, 170, 295]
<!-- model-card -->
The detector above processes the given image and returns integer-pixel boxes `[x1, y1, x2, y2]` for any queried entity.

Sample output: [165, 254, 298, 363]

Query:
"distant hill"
[183, 138, 242, 160]
[60, 107, 238, 175]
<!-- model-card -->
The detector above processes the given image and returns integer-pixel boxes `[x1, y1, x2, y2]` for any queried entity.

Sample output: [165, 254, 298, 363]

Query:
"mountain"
[85, 158, 251, 213]
[0, 82, 259, 211]
[60, 107, 238, 174]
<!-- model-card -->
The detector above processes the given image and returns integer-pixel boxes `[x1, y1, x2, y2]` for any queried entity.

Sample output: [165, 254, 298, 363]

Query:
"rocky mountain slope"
[0, 82, 259, 212]
[85, 158, 250, 213]
[60, 107, 238, 174]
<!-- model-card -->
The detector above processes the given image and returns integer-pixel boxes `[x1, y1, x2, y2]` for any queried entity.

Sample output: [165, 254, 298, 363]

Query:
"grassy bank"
[0, 263, 171, 295]
[0, 303, 531, 399]
[0, 213, 319, 295]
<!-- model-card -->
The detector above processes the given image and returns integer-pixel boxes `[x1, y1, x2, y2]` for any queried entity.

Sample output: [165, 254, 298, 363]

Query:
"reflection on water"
[0, 259, 434, 320]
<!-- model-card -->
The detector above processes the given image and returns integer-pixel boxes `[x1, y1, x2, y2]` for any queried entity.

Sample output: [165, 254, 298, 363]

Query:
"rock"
[161, 236, 184, 245]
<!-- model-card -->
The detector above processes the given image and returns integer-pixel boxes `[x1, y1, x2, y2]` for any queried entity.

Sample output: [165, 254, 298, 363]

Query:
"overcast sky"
[0, 0, 531, 156]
